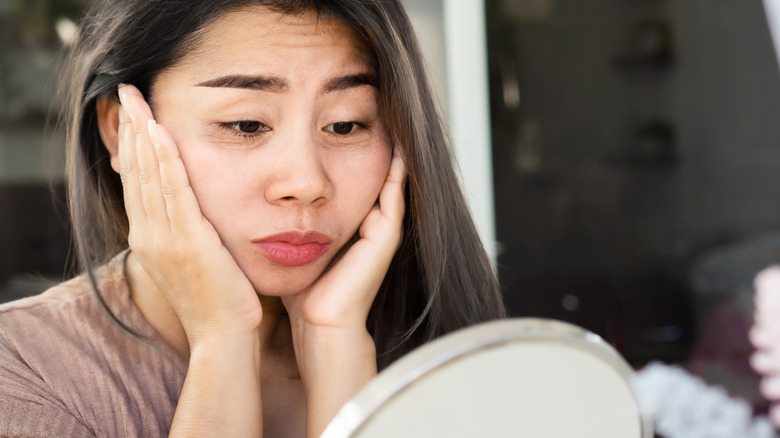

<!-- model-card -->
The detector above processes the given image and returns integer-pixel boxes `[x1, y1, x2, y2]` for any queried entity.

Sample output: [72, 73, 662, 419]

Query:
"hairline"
[147, 4, 377, 102]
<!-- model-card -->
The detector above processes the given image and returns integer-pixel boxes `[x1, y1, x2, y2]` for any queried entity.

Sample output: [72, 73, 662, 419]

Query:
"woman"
[0, 0, 506, 436]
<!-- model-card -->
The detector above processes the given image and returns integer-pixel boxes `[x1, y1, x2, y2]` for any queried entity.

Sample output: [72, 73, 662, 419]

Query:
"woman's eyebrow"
[195, 75, 289, 92]
[320, 73, 377, 94]
[193, 72, 377, 93]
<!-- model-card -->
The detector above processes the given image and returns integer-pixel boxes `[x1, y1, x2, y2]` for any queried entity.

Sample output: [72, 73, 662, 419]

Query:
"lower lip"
[254, 242, 330, 267]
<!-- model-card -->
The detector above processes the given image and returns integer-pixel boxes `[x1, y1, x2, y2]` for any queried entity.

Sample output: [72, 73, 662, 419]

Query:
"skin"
[97, 7, 406, 437]
[750, 267, 780, 425]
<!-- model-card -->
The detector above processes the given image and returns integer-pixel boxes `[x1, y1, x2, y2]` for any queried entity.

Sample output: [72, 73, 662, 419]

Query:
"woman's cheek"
[176, 144, 253, 223]
[336, 150, 390, 215]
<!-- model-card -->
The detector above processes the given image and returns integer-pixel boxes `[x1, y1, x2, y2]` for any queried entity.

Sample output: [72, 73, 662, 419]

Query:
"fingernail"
[117, 83, 128, 104]
[147, 119, 159, 148]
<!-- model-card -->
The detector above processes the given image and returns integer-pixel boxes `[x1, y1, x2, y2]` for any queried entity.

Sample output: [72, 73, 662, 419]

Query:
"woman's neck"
[124, 251, 292, 360]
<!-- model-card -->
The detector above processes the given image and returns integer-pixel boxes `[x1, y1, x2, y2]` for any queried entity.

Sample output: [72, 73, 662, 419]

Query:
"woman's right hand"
[117, 84, 262, 348]
[118, 84, 265, 436]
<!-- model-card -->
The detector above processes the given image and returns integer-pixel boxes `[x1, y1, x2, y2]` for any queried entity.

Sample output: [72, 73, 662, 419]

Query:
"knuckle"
[155, 147, 170, 163]
[119, 160, 133, 176]
[132, 124, 146, 138]
[161, 181, 178, 199]
[137, 168, 153, 185]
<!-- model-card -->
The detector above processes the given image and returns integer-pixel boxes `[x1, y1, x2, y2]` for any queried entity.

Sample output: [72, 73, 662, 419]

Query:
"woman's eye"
[219, 120, 268, 137]
[233, 121, 264, 133]
[325, 121, 364, 135]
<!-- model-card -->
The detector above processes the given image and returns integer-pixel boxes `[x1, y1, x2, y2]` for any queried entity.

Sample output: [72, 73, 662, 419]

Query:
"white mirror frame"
[322, 318, 652, 438]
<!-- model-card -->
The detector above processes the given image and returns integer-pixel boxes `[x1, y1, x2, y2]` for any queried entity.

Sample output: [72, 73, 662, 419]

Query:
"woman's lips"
[252, 231, 332, 267]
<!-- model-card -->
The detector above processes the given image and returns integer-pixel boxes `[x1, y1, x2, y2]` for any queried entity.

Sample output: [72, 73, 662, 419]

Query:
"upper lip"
[252, 230, 333, 245]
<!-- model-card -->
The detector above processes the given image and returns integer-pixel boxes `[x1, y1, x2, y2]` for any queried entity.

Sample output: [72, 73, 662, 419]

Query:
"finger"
[771, 404, 780, 426]
[119, 85, 170, 234]
[117, 87, 146, 230]
[378, 146, 406, 222]
[392, 145, 407, 191]
[151, 122, 205, 233]
[137, 118, 169, 231]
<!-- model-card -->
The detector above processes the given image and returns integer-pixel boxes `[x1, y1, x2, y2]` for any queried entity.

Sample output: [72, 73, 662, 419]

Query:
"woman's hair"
[61, 0, 506, 369]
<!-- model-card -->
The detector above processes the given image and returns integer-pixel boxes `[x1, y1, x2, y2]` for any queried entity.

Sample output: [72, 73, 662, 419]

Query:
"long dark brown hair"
[61, 0, 506, 369]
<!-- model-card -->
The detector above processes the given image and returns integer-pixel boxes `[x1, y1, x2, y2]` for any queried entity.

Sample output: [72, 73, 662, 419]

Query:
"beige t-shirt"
[0, 252, 187, 437]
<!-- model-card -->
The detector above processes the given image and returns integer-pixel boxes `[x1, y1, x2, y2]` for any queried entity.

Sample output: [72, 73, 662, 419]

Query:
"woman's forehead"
[151, 5, 375, 100]
[180, 6, 368, 69]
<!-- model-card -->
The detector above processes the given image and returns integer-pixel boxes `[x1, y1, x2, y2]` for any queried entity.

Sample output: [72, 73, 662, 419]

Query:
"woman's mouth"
[252, 231, 332, 267]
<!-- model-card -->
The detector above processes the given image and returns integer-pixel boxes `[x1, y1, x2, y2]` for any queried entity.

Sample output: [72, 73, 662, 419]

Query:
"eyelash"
[217, 120, 369, 140]
[217, 121, 269, 139]
[324, 121, 368, 136]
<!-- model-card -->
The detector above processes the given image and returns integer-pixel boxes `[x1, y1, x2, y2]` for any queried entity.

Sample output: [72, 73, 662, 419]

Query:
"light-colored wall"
[403, 0, 497, 261]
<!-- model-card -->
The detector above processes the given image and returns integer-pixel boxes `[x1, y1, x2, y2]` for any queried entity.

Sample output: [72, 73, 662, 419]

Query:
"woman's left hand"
[282, 148, 406, 330]
[281, 147, 406, 437]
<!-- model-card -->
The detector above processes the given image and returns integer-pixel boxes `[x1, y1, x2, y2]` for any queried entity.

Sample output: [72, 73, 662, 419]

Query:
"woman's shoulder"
[0, 263, 112, 361]
[0, 270, 106, 436]
[0, 275, 93, 320]
[0, 250, 147, 339]
[0, 252, 145, 372]
[0, 253, 124, 336]
[0, 252, 185, 437]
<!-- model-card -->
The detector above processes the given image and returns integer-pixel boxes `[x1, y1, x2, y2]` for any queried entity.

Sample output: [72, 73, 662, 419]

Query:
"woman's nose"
[264, 135, 332, 206]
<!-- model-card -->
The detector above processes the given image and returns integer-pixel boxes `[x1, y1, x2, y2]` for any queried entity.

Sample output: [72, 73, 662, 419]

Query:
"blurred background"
[2, 0, 780, 417]
[0, 0, 84, 302]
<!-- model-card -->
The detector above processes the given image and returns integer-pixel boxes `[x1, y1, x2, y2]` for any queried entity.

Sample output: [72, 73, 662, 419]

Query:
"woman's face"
[149, 7, 392, 296]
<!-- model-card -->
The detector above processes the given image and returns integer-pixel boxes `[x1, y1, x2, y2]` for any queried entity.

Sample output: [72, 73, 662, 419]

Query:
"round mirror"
[323, 318, 650, 438]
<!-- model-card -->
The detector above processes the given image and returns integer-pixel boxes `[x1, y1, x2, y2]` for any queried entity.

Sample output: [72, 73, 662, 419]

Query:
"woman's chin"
[237, 247, 340, 297]
[247, 271, 322, 298]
